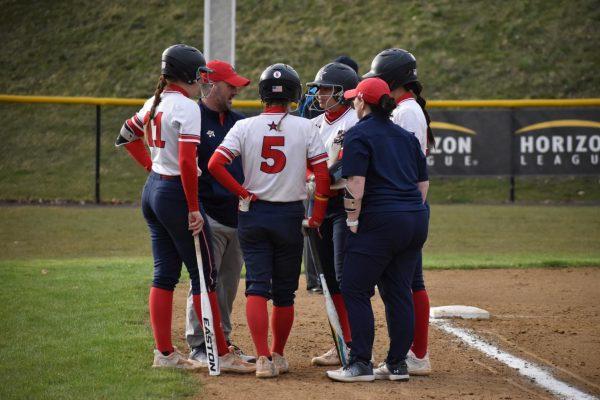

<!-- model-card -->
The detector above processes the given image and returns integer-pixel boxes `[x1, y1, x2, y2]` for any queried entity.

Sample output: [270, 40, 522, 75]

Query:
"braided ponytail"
[149, 75, 168, 121]
[404, 81, 435, 150]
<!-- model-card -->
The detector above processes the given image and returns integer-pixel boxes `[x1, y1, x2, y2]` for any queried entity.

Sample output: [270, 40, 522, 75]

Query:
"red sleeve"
[207, 151, 249, 198]
[178, 141, 199, 212]
[310, 160, 330, 222]
[124, 140, 152, 171]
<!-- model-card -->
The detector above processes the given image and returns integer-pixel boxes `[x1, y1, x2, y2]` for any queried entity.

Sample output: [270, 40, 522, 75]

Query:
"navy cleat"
[374, 359, 409, 381]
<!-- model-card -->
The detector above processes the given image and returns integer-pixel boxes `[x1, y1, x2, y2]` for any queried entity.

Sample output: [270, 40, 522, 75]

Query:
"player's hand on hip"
[349, 225, 358, 234]
[188, 211, 204, 236]
[303, 216, 323, 229]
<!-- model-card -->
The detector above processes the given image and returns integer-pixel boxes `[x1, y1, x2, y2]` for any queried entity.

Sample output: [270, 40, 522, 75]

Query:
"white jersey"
[391, 97, 428, 155]
[129, 88, 201, 176]
[311, 107, 358, 168]
[217, 112, 327, 202]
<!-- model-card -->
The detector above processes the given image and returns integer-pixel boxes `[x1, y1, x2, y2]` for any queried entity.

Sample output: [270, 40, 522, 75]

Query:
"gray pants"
[186, 214, 243, 349]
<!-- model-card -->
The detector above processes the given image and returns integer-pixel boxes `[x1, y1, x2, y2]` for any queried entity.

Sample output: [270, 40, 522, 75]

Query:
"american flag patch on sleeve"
[272, 86, 283, 92]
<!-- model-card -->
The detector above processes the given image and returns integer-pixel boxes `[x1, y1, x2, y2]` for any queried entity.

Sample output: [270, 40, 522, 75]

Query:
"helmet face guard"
[306, 62, 359, 112]
[306, 83, 346, 112]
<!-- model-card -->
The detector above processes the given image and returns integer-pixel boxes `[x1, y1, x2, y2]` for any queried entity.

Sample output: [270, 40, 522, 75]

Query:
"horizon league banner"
[427, 108, 600, 175]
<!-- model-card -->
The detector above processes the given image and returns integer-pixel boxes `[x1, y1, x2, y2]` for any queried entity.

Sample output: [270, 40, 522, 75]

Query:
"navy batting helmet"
[161, 44, 212, 84]
[363, 48, 418, 90]
[259, 63, 302, 103]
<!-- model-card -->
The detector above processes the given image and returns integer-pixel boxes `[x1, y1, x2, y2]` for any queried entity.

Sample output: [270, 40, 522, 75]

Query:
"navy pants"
[312, 211, 349, 294]
[411, 202, 430, 291]
[142, 172, 216, 294]
[342, 211, 428, 364]
[238, 200, 304, 307]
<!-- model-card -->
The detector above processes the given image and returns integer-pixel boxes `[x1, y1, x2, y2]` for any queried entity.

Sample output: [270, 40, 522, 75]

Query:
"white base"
[430, 305, 490, 320]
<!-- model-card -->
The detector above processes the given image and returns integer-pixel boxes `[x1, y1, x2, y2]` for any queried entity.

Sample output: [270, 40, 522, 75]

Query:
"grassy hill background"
[0, 0, 598, 203]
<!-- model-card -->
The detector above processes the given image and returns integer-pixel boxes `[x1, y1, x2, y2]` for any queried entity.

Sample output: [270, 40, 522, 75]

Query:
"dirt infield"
[171, 268, 600, 399]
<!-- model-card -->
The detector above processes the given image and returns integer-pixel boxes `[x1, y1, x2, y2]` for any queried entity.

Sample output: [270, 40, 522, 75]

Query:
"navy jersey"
[197, 101, 245, 227]
[342, 114, 428, 213]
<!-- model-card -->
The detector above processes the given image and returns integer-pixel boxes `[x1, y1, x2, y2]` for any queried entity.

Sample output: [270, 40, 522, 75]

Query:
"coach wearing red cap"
[185, 60, 255, 363]
[326, 78, 430, 383]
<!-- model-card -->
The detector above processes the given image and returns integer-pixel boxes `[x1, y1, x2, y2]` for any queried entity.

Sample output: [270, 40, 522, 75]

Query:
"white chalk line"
[432, 320, 598, 400]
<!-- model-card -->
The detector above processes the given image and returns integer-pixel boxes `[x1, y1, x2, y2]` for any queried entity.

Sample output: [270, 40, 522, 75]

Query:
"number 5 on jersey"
[260, 136, 286, 174]
[146, 111, 166, 148]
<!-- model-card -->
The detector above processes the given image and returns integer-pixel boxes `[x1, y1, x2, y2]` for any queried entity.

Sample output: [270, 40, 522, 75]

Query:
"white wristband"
[346, 219, 359, 227]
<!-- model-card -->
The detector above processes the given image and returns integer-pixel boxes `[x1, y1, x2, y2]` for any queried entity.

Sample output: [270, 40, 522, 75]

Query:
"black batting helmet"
[259, 63, 302, 103]
[161, 44, 212, 84]
[307, 62, 360, 93]
[363, 48, 418, 90]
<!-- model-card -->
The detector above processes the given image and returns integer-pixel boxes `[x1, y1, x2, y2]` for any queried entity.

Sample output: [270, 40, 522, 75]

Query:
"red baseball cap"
[205, 60, 250, 87]
[343, 77, 390, 105]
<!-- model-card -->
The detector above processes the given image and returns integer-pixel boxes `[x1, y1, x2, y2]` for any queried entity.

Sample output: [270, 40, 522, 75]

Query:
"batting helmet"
[161, 44, 212, 84]
[259, 63, 302, 103]
[363, 48, 418, 90]
[307, 62, 359, 93]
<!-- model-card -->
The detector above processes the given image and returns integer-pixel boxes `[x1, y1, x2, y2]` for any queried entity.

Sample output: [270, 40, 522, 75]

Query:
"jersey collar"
[396, 92, 414, 104]
[324, 106, 350, 125]
[164, 84, 190, 98]
[262, 105, 287, 114]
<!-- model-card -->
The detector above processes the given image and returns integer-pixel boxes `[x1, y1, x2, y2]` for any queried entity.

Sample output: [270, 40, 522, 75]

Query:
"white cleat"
[311, 346, 341, 366]
[153, 347, 203, 370]
[326, 361, 374, 383]
[255, 356, 279, 378]
[406, 350, 431, 376]
[219, 346, 256, 373]
[272, 352, 289, 374]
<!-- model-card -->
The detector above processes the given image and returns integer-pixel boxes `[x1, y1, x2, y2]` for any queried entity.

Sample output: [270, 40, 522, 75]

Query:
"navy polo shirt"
[342, 114, 428, 213]
[197, 101, 245, 227]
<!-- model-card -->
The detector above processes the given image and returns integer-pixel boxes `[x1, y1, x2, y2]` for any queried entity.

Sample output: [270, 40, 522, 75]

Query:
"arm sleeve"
[179, 141, 199, 212]
[116, 100, 151, 146]
[124, 140, 152, 171]
[208, 151, 248, 198]
[341, 128, 369, 178]
[306, 123, 328, 166]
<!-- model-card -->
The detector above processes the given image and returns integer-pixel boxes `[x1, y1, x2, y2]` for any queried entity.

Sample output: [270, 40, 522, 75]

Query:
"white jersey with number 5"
[217, 111, 327, 202]
[127, 88, 201, 176]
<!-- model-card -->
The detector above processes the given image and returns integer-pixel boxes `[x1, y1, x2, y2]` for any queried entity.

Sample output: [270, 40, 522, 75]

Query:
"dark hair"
[148, 75, 168, 122]
[369, 94, 396, 119]
[403, 81, 435, 150]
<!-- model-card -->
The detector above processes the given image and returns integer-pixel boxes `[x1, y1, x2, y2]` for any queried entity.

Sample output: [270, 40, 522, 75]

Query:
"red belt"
[158, 174, 178, 181]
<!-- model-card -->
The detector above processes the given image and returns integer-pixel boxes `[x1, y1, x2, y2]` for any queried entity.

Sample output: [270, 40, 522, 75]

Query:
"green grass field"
[0, 204, 599, 399]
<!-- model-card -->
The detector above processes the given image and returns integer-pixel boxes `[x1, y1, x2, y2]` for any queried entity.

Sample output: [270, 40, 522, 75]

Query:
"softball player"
[207, 63, 330, 378]
[116, 44, 254, 373]
[326, 78, 429, 382]
[364, 48, 435, 375]
[305, 62, 359, 366]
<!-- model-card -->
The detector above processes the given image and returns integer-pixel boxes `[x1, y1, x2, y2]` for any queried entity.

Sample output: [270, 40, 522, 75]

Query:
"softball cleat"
[153, 347, 203, 370]
[406, 350, 431, 376]
[311, 346, 341, 366]
[219, 346, 256, 373]
[374, 361, 409, 381]
[271, 352, 289, 374]
[326, 360, 374, 382]
[255, 356, 279, 378]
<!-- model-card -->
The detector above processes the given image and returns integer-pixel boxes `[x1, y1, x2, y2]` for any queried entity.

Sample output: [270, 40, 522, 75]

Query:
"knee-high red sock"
[193, 293, 229, 356]
[411, 290, 430, 358]
[149, 287, 174, 354]
[271, 305, 294, 356]
[332, 293, 352, 344]
[246, 295, 270, 357]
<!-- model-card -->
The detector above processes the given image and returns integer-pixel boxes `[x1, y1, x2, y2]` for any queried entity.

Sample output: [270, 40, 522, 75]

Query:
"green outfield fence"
[1, 94, 599, 204]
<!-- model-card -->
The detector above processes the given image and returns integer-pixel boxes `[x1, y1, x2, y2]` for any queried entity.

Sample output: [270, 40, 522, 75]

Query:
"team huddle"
[117, 44, 432, 382]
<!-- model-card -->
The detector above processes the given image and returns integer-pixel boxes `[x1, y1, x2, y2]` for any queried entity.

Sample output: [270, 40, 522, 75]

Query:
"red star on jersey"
[268, 121, 278, 131]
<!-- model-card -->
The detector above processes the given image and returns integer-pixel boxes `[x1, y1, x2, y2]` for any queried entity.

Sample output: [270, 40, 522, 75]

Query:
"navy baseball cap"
[333, 55, 359, 74]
